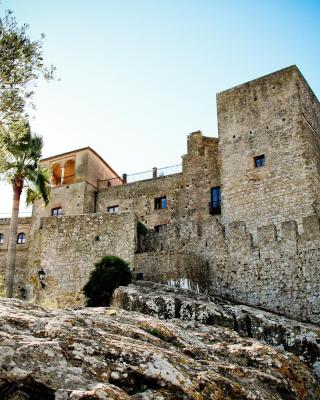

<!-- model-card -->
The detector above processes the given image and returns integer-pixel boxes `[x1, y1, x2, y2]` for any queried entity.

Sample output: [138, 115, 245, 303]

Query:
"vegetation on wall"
[83, 255, 132, 307]
[137, 221, 148, 235]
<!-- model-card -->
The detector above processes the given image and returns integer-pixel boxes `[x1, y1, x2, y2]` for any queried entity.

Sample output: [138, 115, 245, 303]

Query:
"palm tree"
[0, 119, 50, 297]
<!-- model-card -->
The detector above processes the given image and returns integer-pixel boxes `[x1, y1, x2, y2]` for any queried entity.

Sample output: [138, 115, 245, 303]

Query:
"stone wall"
[96, 173, 183, 229]
[96, 131, 220, 230]
[30, 181, 96, 233]
[135, 214, 320, 324]
[218, 66, 320, 233]
[0, 217, 31, 297]
[26, 212, 137, 307]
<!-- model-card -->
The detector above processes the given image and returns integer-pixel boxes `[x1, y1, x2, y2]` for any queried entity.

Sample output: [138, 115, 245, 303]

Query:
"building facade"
[0, 66, 319, 322]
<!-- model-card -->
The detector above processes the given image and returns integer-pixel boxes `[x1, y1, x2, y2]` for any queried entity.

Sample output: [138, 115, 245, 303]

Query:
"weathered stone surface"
[25, 212, 138, 307]
[0, 218, 31, 297]
[112, 282, 320, 379]
[0, 297, 319, 399]
[135, 215, 320, 324]
[1, 65, 320, 328]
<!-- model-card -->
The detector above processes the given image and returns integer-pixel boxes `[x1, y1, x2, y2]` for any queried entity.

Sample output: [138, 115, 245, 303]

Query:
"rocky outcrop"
[0, 297, 319, 399]
[112, 282, 320, 379]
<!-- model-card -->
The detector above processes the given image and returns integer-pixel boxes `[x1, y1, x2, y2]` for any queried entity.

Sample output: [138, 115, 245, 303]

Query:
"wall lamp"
[38, 269, 46, 288]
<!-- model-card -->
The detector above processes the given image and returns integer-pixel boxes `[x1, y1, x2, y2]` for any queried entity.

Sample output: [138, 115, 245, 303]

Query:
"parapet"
[228, 215, 320, 258]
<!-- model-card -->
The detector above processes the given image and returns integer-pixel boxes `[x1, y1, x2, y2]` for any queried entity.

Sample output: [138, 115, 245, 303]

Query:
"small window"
[254, 154, 265, 168]
[108, 205, 119, 213]
[52, 207, 63, 216]
[0, 233, 4, 244]
[155, 196, 167, 210]
[136, 272, 144, 281]
[17, 232, 26, 244]
[209, 187, 221, 215]
[154, 224, 167, 233]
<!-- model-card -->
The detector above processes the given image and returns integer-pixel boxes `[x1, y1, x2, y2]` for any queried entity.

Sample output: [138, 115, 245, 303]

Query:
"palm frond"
[1, 117, 50, 205]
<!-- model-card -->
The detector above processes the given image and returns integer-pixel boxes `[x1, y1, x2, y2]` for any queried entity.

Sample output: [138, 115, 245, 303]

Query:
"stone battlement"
[1, 65, 319, 323]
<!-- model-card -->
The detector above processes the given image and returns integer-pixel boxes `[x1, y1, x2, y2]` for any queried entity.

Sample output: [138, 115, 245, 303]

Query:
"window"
[0, 233, 4, 244]
[108, 205, 119, 213]
[209, 187, 222, 215]
[155, 196, 167, 210]
[154, 224, 167, 233]
[17, 233, 26, 244]
[254, 154, 265, 168]
[136, 272, 144, 281]
[52, 207, 63, 216]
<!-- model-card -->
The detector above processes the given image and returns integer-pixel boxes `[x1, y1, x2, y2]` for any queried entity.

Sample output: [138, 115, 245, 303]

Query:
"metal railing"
[98, 163, 182, 189]
[126, 163, 182, 184]
[50, 174, 75, 187]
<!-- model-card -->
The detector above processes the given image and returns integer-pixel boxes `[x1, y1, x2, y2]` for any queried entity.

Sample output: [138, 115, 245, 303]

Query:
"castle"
[0, 65, 319, 323]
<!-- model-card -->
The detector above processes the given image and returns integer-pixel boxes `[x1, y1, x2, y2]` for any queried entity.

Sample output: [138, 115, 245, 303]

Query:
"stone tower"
[217, 65, 320, 233]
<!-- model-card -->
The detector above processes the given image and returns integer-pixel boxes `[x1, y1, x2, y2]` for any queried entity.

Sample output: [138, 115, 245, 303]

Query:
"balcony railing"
[98, 163, 182, 189]
[50, 174, 75, 187]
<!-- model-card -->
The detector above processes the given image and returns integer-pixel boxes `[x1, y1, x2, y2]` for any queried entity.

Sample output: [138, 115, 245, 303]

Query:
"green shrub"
[137, 221, 148, 235]
[83, 255, 132, 307]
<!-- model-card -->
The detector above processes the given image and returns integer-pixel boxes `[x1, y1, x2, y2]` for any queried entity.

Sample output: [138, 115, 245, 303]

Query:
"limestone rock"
[0, 297, 319, 399]
[112, 282, 320, 379]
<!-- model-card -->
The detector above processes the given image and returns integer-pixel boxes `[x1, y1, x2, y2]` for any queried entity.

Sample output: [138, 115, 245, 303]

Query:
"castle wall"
[218, 66, 320, 233]
[0, 217, 31, 297]
[296, 74, 320, 215]
[96, 174, 184, 229]
[30, 181, 96, 233]
[4, 65, 319, 324]
[135, 215, 320, 324]
[181, 133, 220, 225]
[26, 212, 137, 307]
[96, 132, 220, 230]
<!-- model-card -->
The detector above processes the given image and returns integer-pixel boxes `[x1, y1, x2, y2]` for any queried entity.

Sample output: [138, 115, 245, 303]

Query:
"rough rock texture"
[112, 282, 320, 379]
[0, 298, 319, 400]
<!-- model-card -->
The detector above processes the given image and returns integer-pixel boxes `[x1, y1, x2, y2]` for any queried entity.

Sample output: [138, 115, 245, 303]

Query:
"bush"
[137, 221, 148, 235]
[83, 255, 132, 307]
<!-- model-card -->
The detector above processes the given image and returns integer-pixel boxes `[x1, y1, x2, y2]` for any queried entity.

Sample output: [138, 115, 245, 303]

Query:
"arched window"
[51, 164, 62, 186]
[17, 232, 26, 244]
[0, 233, 4, 244]
[64, 159, 75, 184]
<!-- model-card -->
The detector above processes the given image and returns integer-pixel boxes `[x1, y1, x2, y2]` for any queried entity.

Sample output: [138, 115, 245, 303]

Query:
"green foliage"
[0, 119, 50, 205]
[137, 221, 148, 235]
[83, 256, 132, 307]
[0, 9, 55, 124]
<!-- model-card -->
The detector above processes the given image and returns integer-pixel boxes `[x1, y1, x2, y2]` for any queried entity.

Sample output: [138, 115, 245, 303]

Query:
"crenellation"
[1, 65, 320, 322]
[300, 215, 320, 241]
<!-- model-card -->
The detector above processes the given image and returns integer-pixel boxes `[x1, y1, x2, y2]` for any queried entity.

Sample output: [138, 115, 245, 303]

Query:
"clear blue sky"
[1, 0, 320, 215]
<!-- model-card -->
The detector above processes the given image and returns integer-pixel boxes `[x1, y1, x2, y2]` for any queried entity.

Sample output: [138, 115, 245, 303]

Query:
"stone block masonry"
[1, 65, 319, 324]
[0, 217, 31, 297]
[26, 212, 137, 307]
[136, 214, 320, 324]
